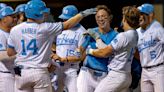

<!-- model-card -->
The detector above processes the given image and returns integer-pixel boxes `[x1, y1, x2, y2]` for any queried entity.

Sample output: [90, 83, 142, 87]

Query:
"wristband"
[88, 49, 94, 55]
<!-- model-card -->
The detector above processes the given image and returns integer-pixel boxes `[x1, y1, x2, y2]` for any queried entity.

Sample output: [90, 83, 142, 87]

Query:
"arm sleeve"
[110, 33, 127, 51]
[7, 30, 15, 49]
[42, 22, 63, 37]
[0, 34, 7, 51]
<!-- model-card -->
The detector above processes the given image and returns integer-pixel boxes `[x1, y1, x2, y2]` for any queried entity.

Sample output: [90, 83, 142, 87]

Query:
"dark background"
[1, 0, 164, 29]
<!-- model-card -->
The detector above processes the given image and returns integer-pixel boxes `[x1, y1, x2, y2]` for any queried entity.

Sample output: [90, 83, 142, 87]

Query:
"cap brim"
[58, 14, 71, 19]
[42, 8, 50, 14]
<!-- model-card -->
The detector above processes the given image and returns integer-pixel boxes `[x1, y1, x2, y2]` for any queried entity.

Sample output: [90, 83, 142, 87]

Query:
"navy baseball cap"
[138, 3, 154, 15]
[0, 6, 16, 19]
[59, 5, 78, 19]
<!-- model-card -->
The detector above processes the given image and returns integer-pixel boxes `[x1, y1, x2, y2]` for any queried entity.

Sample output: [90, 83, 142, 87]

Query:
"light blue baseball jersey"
[8, 22, 63, 68]
[137, 20, 164, 67]
[0, 29, 14, 72]
[108, 29, 138, 73]
[82, 27, 118, 72]
[56, 25, 86, 58]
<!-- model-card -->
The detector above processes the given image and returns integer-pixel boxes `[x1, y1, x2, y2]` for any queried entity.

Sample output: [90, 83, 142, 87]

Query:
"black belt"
[143, 62, 164, 69]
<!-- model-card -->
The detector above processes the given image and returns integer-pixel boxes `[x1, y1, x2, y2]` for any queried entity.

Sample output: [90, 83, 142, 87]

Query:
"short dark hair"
[122, 6, 140, 29]
[96, 5, 112, 16]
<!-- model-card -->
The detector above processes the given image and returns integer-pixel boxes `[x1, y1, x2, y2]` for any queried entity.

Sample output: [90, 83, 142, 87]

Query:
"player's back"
[9, 22, 62, 68]
[109, 30, 138, 73]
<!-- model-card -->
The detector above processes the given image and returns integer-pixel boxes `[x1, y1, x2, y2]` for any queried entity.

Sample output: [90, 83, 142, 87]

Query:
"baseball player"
[15, 4, 26, 24]
[86, 6, 140, 92]
[52, 5, 118, 92]
[137, 4, 164, 92]
[0, 6, 18, 92]
[6, 0, 96, 92]
[52, 5, 87, 92]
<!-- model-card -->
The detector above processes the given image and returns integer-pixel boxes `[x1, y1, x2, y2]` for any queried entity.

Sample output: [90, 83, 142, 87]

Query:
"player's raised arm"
[63, 8, 96, 30]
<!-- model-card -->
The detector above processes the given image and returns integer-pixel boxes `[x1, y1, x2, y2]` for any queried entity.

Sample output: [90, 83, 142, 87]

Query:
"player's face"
[4, 14, 18, 28]
[139, 13, 149, 29]
[17, 13, 25, 23]
[95, 9, 110, 29]
[122, 16, 127, 31]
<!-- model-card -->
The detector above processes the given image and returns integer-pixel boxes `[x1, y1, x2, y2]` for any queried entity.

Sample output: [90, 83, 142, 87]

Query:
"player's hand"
[51, 54, 61, 61]
[83, 29, 100, 40]
[80, 8, 97, 17]
[48, 64, 56, 73]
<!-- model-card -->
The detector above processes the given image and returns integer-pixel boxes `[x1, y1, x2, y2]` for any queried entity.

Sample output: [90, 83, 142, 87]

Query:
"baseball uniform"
[55, 24, 86, 92]
[0, 6, 17, 92]
[94, 29, 138, 92]
[77, 27, 118, 92]
[137, 20, 164, 92]
[137, 3, 164, 92]
[8, 21, 63, 92]
[0, 29, 15, 92]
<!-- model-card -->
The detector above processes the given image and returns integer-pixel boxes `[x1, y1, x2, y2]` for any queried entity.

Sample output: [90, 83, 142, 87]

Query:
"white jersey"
[8, 22, 63, 68]
[56, 25, 86, 58]
[108, 30, 138, 73]
[137, 20, 164, 67]
[0, 29, 14, 72]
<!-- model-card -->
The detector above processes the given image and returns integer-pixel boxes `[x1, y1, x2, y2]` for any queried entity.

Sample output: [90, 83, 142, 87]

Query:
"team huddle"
[0, 0, 163, 92]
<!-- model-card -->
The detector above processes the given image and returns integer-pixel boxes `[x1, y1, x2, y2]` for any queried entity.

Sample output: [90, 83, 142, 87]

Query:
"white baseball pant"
[0, 72, 14, 92]
[55, 63, 78, 92]
[77, 66, 107, 92]
[94, 70, 132, 92]
[141, 64, 164, 92]
[15, 68, 52, 92]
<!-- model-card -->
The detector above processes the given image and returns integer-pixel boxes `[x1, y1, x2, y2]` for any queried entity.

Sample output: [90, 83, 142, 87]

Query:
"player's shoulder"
[151, 20, 164, 30]
[109, 28, 118, 35]
[0, 29, 8, 38]
[11, 22, 26, 31]
[77, 25, 87, 33]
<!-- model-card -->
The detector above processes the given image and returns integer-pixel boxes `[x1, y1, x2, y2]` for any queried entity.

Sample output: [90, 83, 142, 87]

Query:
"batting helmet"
[15, 4, 26, 13]
[0, 6, 16, 19]
[59, 5, 78, 19]
[137, 3, 154, 15]
[25, 0, 49, 19]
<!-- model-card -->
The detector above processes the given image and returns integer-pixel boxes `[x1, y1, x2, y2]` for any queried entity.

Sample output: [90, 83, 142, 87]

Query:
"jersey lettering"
[21, 39, 38, 55]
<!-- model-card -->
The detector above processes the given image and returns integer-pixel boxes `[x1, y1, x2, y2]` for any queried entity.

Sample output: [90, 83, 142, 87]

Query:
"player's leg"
[153, 65, 164, 92]
[55, 67, 65, 92]
[77, 67, 95, 92]
[141, 69, 154, 92]
[0, 73, 14, 92]
[15, 74, 33, 92]
[94, 70, 131, 92]
[65, 70, 78, 92]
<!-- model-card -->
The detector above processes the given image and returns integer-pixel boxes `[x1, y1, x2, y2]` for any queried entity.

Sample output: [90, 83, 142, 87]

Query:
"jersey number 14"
[21, 39, 38, 55]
